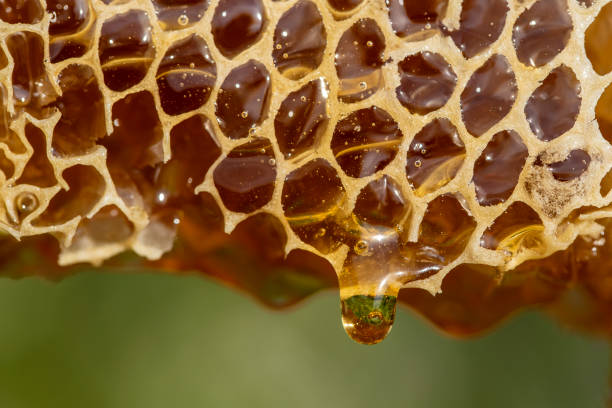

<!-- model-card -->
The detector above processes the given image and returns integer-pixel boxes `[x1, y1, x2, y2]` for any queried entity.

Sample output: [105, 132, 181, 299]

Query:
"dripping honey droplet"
[341, 294, 397, 345]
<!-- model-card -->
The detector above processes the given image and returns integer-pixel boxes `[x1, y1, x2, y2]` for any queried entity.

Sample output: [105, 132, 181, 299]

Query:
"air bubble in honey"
[152, 0, 208, 31]
[335, 18, 386, 103]
[216, 60, 270, 140]
[331, 106, 402, 178]
[7, 32, 57, 116]
[213, 138, 276, 214]
[282, 159, 346, 254]
[47, 0, 94, 63]
[156, 35, 217, 116]
[406, 118, 465, 197]
[15, 192, 38, 216]
[275, 79, 329, 160]
[386, 0, 448, 40]
[341, 295, 396, 345]
[272, 1, 326, 80]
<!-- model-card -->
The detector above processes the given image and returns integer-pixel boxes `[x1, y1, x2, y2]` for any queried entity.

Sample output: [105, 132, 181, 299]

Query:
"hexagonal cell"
[102, 91, 164, 174]
[461, 55, 517, 137]
[147, 116, 221, 210]
[211, 0, 266, 58]
[473, 130, 528, 206]
[6, 31, 58, 117]
[167, 115, 221, 197]
[525, 65, 581, 142]
[213, 137, 276, 214]
[326, 0, 364, 19]
[216, 60, 270, 140]
[33, 165, 105, 226]
[331, 106, 402, 178]
[274, 78, 329, 160]
[282, 159, 346, 254]
[447, 0, 508, 58]
[396, 52, 456, 115]
[229, 212, 287, 264]
[0, 84, 26, 154]
[335, 18, 386, 103]
[151, 0, 209, 31]
[69, 205, 134, 247]
[406, 118, 465, 197]
[156, 34, 217, 116]
[386, 0, 448, 40]
[0, 0, 43, 24]
[98, 10, 155, 92]
[596, 83, 612, 145]
[409, 193, 476, 270]
[585, 2, 612, 75]
[0, 149, 15, 180]
[16, 124, 57, 188]
[481, 202, 544, 256]
[272, 0, 326, 80]
[47, 0, 95, 63]
[513, 0, 572, 68]
[51, 64, 106, 156]
[354, 176, 407, 228]
[538, 149, 591, 182]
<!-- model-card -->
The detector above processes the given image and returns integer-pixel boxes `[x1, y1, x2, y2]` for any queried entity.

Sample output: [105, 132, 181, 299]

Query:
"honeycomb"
[1, 0, 612, 344]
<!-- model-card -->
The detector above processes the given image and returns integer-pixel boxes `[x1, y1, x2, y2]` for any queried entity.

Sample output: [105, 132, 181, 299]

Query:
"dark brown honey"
[525, 65, 581, 142]
[273, 1, 326, 80]
[216, 60, 270, 140]
[396, 52, 456, 115]
[460, 55, 517, 137]
[331, 106, 402, 178]
[513, 0, 572, 68]
[335, 18, 386, 103]
[274, 79, 329, 159]
[473, 130, 528, 206]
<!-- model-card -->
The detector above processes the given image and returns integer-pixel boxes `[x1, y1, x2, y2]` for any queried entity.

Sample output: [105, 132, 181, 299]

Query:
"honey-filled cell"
[335, 18, 386, 103]
[98, 10, 155, 92]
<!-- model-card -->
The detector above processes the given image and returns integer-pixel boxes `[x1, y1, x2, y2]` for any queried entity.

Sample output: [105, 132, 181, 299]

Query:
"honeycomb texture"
[1, 0, 612, 344]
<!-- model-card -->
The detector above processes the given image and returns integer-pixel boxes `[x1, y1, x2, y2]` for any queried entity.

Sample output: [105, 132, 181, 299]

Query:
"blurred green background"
[0, 271, 607, 408]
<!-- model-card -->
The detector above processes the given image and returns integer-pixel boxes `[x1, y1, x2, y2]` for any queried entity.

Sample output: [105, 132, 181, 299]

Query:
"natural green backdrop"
[0, 271, 607, 407]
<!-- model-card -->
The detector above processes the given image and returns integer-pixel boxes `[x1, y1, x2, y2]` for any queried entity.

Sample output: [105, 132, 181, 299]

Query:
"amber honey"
[0, 0, 612, 345]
